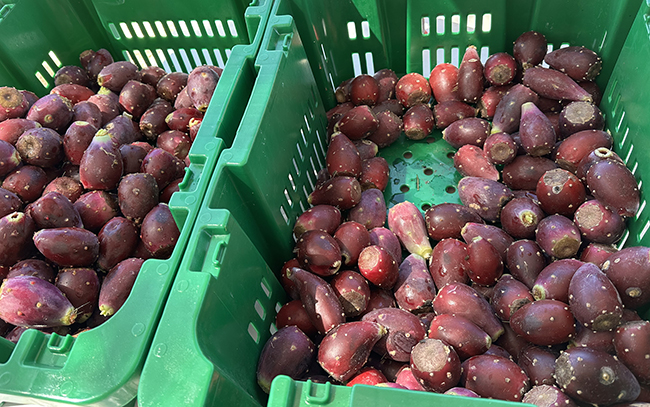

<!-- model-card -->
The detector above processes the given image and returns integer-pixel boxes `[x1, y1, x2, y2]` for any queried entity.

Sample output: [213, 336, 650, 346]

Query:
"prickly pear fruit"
[425, 202, 483, 242]
[362, 307, 426, 362]
[410, 338, 461, 392]
[287, 267, 345, 334]
[457, 177, 514, 223]
[98, 257, 144, 317]
[393, 254, 436, 312]
[518, 346, 559, 386]
[293, 205, 341, 239]
[535, 214, 581, 259]
[388, 201, 432, 260]
[614, 321, 650, 385]
[461, 354, 530, 401]
[523, 66, 593, 102]
[427, 314, 491, 360]
[257, 326, 315, 393]
[330, 270, 370, 317]
[569, 262, 623, 332]
[601, 246, 650, 309]
[358, 245, 399, 289]
[140, 203, 180, 259]
[55, 267, 99, 323]
[491, 274, 534, 321]
[510, 299, 576, 345]
[428, 238, 470, 288]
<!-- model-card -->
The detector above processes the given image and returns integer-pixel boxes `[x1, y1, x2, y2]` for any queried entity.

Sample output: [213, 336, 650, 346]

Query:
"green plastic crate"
[139, 0, 650, 406]
[0, 0, 272, 405]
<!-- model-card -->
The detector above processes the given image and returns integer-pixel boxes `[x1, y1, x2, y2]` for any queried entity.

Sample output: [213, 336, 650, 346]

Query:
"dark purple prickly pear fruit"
[358, 245, 399, 289]
[15, 127, 64, 169]
[535, 214, 581, 259]
[187, 65, 219, 112]
[120, 143, 149, 175]
[97, 216, 139, 271]
[491, 274, 534, 321]
[139, 99, 173, 141]
[433, 100, 477, 129]
[165, 107, 202, 133]
[73, 190, 119, 233]
[586, 158, 640, 218]
[393, 254, 436, 313]
[410, 338, 461, 392]
[458, 46, 484, 104]
[503, 155, 558, 191]
[519, 102, 556, 157]
[97, 61, 139, 93]
[555, 347, 640, 405]
[570, 323, 616, 354]
[513, 31, 547, 70]
[308, 176, 362, 210]
[287, 267, 345, 334]
[98, 257, 145, 317]
[518, 346, 559, 386]
[602, 246, 650, 309]
[442, 117, 491, 149]
[555, 130, 612, 173]
[478, 85, 512, 120]
[0, 118, 41, 145]
[336, 105, 380, 141]
[63, 121, 97, 165]
[138, 65, 166, 87]
[157, 130, 191, 160]
[80, 49, 114, 81]
[500, 197, 545, 240]
[461, 354, 530, 401]
[574, 200, 625, 245]
[118, 173, 159, 225]
[25, 94, 73, 132]
[33, 227, 99, 267]
[454, 144, 500, 181]
[532, 258, 584, 302]
[26, 191, 83, 229]
[275, 299, 318, 337]
[461, 222, 514, 263]
[87, 93, 120, 125]
[510, 299, 576, 346]
[119, 80, 157, 119]
[362, 306, 426, 362]
[72, 101, 102, 129]
[2, 165, 48, 203]
[294, 230, 342, 277]
[156, 72, 188, 101]
[353, 139, 378, 160]
[43, 176, 83, 203]
[614, 321, 650, 385]
[368, 227, 402, 264]
[523, 66, 593, 102]
[79, 132, 123, 191]
[293, 205, 341, 239]
[458, 177, 514, 223]
[348, 188, 386, 231]
[544, 46, 602, 82]
[427, 314, 491, 360]
[141, 147, 185, 191]
[558, 101, 605, 138]
[333, 221, 370, 267]
[580, 243, 618, 268]
[505, 239, 547, 289]
[50, 84, 94, 105]
[522, 385, 578, 407]
[257, 326, 315, 394]
[425, 202, 484, 242]
[140, 203, 180, 259]
[362, 287, 397, 316]
[569, 262, 623, 332]
[55, 267, 100, 323]
[373, 69, 398, 102]
[330, 270, 370, 318]
[0, 275, 76, 327]
[0, 140, 21, 178]
[467, 235, 504, 286]
[491, 83, 539, 134]
[102, 114, 140, 146]
[0, 86, 29, 121]
[388, 201, 432, 260]
[483, 131, 517, 165]
[0, 187, 22, 219]
[428, 238, 470, 288]
[0, 212, 36, 267]
[359, 157, 389, 192]
[7, 259, 56, 283]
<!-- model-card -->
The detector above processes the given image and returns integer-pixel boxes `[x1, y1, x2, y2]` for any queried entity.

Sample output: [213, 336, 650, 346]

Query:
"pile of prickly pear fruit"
[0, 49, 218, 341]
[257, 30, 650, 406]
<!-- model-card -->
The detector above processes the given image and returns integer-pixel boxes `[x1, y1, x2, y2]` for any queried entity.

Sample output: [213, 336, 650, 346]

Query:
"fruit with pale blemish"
[186, 66, 219, 112]
[491, 274, 534, 321]
[55, 267, 99, 324]
[509, 299, 576, 345]
[505, 239, 547, 289]
[427, 314, 491, 360]
[333, 221, 371, 266]
[536, 168, 586, 217]
[523, 66, 593, 102]
[500, 197, 545, 240]
[358, 245, 399, 289]
[444, 387, 480, 397]
[425, 202, 483, 241]
[483, 131, 517, 165]
[275, 299, 318, 337]
[388, 201, 432, 260]
[457, 177, 514, 223]
[362, 307, 426, 362]
[568, 262, 623, 332]
[491, 83, 539, 135]
[0, 87, 29, 121]
[16, 127, 64, 168]
[558, 101, 605, 138]
[287, 267, 345, 334]
[518, 346, 558, 386]
[330, 270, 370, 318]
[326, 132, 361, 178]
[458, 46, 484, 104]
[574, 200, 625, 244]
[349, 74, 380, 106]
[393, 254, 436, 312]
[433, 100, 477, 129]
[428, 238, 470, 288]
[97, 216, 138, 271]
[544, 46, 602, 82]
[368, 227, 402, 264]
[348, 188, 386, 231]
[0, 188, 21, 219]
[140, 203, 180, 259]
[165, 107, 202, 133]
[402, 103, 434, 140]
[308, 175, 362, 211]
[395, 73, 431, 109]
[484, 52, 517, 86]
[454, 144, 500, 181]
[26, 191, 83, 229]
[409, 338, 462, 393]
[522, 384, 578, 407]
[614, 321, 650, 385]
[73, 190, 119, 233]
[293, 205, 341, 239]
[535, 214, 582, 259]
[460, 354, 530, 401]
[442, 117, 491, 149]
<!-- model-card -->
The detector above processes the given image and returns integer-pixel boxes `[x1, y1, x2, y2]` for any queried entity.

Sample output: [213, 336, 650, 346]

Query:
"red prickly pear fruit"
[55, 267, 100, 323]
[362, 287, 397, 316]
[334, 221, 371, 267]
[545, 46, 602, 82]
[72, 101, 102, 129]
[510, 299, 576, 345]
[118, 173, 159, 225]
[0, 118, 41, 145]
[308, 176, 362, 210]
[500, 197, 545, 240]
[26, 191, 83, 229]
[483, 343, 515, 360]
[503, 155, 558, 191]
[614, 321, 650, 385]
[373, 69, 398, 102]
[280, 259, 301, 300]
[0, 140, 20, 178]
[535, 214, 581, 259]
[483, 132, 517, 165]
[409, 338, 461, 392]
[458, 46, 484, 104]
[587, 158, 640, 218]
[394, 366, 426, 391]
[156, 72, 188, 102]
[0, 212, 36, 267]
[558, 101, 605, 138]
[536, 168, 585, 217]
[532, 258, 584, 302]
[2, 165, 48, 203]
[26, 94, 73, 133]
[73, 190, 119, 233]
[513, 31, 547, 70]
[328, 101, 354, 125]
[156, 130, 191, 160]
[519, 102, 556, 157]
[429, 63, 459, 103]
[79, 132, 123, 190]
[97, 217, 138, 271]
[433, 100, 477, 129]
[275, 299, 318, 337]
[165, 107, 202, 133]
[505, 239, 547, 289]
[569, 263, 623, 332]
[577, 148, 625, 184]
[460, 354, 530, 401]
[318, 320, 386, 382]
[0, 87, 29, 120]
[97, 61, 139, 92]
[580, 243, 618, 268]
[425, 203, 483, 242]
[43, 176, 83, 203]
[138, 65, 166, 87]
[64, 121, 98, 165]
[8, 259, 56, 283]
[454, 144, 500, 181]
[365, 110, 402, 148]
[98, 257, 144, 317]
[349, 74, 380, 106]
[442, 117, 491, 149]
[359, 157, 389, 192]
[523, 67, 593, 102]
[187, 66, 219, 112]
[369, 227, 402, 264]
[388, 201, 432, 260]
[336, 105, 379, 140]
[141, 148, 185, 191]
[555, 130, 612, 173]
[444, 387, 480, 397]
[484, 52, 517, 86]
[0, 187, 22, 219]
[293, 205, 341, 240]
[188, 117, 201, 142]
[458, 177, 514, 223]
[358, 245, 399, 289]
[491, 274, 534, 321]
[140, 203, 180, 259]
[518, 347, 559, 387]
[50, 84, 94, 105]
[403, 104, 434, 140]
[433, 282, 504, 341]
[574, 200, 625, 245]
[330, 270, 370, 318]
[294, 230, 342, 277]
[371, 99, 404, 117]
[570, 323, 616, 354]
[579, 80, 603, 105]
[602, 246, 650, 309]
[491, 84, 539, 135]
[353, 139, 378, 160]
[287, 267, 345, 334]
[428, 238, 470, 288]
[33, 227, 99, 268]
[362, 307, 426, 362]
[393, 254, 436, 312]
[478, 85, 513, 120]
[256, 326, 315, 394]
[348, 188, 386, 231]
[15, 127, 64, 169]
[427, 314, 491, 360]
[396, 73, 431, 109]
[347, 367, 388, 387]
[0, 275, 77, 327]
[494, 323, 528, 362]
[555, 347, 640, 405]
[326, 132, 361, 178]
[140, 99, 173, 142]
[522, 385, 578, 407]
[467, 235, 503, 286]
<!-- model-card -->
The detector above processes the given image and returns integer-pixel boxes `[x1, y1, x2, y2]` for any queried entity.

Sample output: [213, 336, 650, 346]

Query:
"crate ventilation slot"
[124, 47, 227, 72]
[247, 323, 259, 343]
[33, 51, 64, 89]
[109, 19, 238, 41]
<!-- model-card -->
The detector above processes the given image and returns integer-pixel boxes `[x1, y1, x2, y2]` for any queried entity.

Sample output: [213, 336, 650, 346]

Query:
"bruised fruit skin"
[427, 314, 491, 360]
[410, 338, 461, 392]
[601, 246, 650, 309]
[97, 258, 144, 317]
[140, 203, 180, 259]
[388, 201, 432, 260]
[555, 347, 640, 405]
[362, 307, 427, 362]
[393, 254, 436, 312]
[461, 354, 530, 401]
[330, 270, 370, 317]
[457, 177, 514, 223]
[509, 299, 576, 346]
[0, 275, 76, 328]
[55, 268, 100, 324]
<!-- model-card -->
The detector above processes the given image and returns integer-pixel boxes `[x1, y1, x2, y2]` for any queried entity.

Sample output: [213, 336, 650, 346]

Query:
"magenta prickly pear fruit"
[8, 259, 56, 283]
[73, 190, 119, 233]
[519, 102, 557, 157]
[491, 83, 539, 134]
[427, 314, 491, 360]
[119, 80, 157, 119]
[403, 104, 434, 140]
[347, 366, 388, 387]
[79, 132, 123, 190]
[491, 274, 534, 321]
[0, 212, 36, 267]
[503, 155, 558, 191]
[2, 165, 48, 203]
[555, 347, 640, 405]
[522, 385, 578, 407]
[458, 177, 514, 223]
[326, 132, 361, 178]
[141, 147, 185, 191]
[51, 84, 94, 105]
[518, 346, 559, 387]
[428, 238, 470, 288]
[409, 338, 461, 392]
[461, 223, 514, 263]
[187, 65, 219, 112]
[34, 227, 99, 267]
[275, 299, 317, 337]
[532, 258, 584, 302]
[359, 157, 389, 192]
[333, 221, 370, 267]
[362, 307, 426, 362]
[308, 176, 362, 210]
[535, 214, 581, 259]
[347, 188, 386, 231]
[118, 173, 159, 225]
[0, 86, 29, 121]
[336, 105, 380, 141]
[63, 121, 97, 165]
[433, 100, 477, 129]
[602, 246, 650, 309]
[614, 321, 650, 385]
[454, 144, 500, 181]
[545, 46, 602, 82]
[388, 201, 432, 260]
[368, 227, 402, 264]
[586, 157, 640, 218]
[442, 117, 491, 149]
[478, 85, 512, 119]
[574, 199, 625, 245]
[0, 187, 22, 219]
[157, 130, 190, 160]
[580, 243, 618, 268]
[433, 282, 504, 341]
[394, 366, 426, 391]
[287, 267, 345, 334]
[140, 203, 180, 259]
[349, 74, 380, 106]
[156, 72, 188, 102]
[425, 203, 483, 242]
[510, 299, 576, 345]
[461, 354, 530, 401]
[505, 239, 547, 289]
[97, 217, 138, 271]
[513, 31, 547, 70]
[373, 69, 398, 102]
[293, 205, 341, 239]
[0, 275, 76, 327]
[395, 73, 431, 109]
[500, 197, 545, 240]
[294, 230, 342, 276]
[26, 191, 83, 229]
[484, 52, 517, 86]
[429, 63, 459, 103]
[569, 263, 623, 332]
[330, 270, 370, 317]
[523, 67, 593, 102]
[458, 46, 484, 104]
[358, 245, 399, 289]
[467, 235, 503, 286]
[536, 168, 586, 217]
[393, 254, 436, 312]
[55, 267, 100, 324]
[555, 130, 612, 173]
[97, 61, 139, 92]
[26, 94, 73, 133]
[98, 257, 144, 317]
[319, 320, 386, 382]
